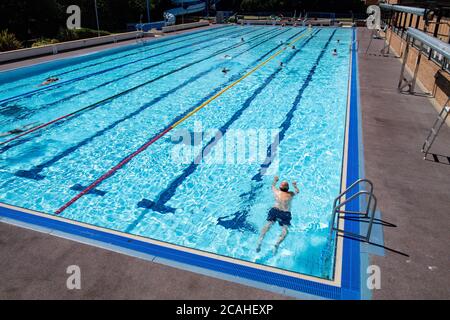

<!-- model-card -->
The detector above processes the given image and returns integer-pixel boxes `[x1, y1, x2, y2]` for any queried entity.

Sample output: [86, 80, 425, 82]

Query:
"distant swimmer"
[0, 122, 39, 138]
[279, 62, 284, 68]
[292, 45, 296, 50]
[222, 68, 230, 74]
[332, 48, 338, 56]
[256, 176, 299, 254]
[240, 37, 245, 42]
[39, 77, 59, 86]
[223, 54, 232, 59]
[337, 39, 340, 44]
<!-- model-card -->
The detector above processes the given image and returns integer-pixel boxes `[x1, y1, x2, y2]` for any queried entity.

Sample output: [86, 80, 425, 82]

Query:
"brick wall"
[387, 29, 450, 107]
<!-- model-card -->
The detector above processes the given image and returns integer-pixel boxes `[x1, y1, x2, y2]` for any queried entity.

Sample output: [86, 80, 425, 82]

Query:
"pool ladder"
[349, 39, 359, 52]
[329, 179, 377, 243]
[422, 97, 450, 159]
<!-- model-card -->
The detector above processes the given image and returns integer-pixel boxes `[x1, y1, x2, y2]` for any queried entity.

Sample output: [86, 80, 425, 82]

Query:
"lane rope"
[0, 27, 275, 149]
[55, 29, 315, 214]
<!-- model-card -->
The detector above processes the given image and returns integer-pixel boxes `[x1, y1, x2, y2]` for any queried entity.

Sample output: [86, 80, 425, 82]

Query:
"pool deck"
[0, 27, 449, 299]
[358, 28, 450, 299]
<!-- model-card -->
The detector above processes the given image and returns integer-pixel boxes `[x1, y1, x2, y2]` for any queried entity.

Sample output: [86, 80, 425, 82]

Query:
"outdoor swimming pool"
[0, 25, 353, 281]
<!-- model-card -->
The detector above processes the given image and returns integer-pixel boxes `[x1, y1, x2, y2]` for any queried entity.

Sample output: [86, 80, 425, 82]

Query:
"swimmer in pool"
[222, 67, 230, 74]
[240, 37, 245, 42]
[292, 45, 296, 50]
[256, 176, 299, 254]
[279, 62, 284, 68]
[39, 77, 59, 86]
[332, 48, 338, 56]
[0, 122, 39, 138]
[223, 54, 232, 59]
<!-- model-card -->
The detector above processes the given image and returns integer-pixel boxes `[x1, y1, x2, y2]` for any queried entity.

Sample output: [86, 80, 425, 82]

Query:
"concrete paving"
[0, 222, 290, 300]
[358, 28, 450, 300]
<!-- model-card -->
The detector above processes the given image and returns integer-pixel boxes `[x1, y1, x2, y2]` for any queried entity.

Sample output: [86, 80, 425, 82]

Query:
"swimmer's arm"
[292, 181, 300, 195]
[272, 176, 279, 193]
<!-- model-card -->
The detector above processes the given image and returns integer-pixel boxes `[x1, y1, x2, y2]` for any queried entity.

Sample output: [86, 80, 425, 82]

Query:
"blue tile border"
[0, 27, 363, 300]
[339, 27, 362, 300]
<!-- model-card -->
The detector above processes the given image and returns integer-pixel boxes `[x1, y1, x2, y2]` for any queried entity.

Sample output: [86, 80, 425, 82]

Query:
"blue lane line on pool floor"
[52, 29, 311, 214]
[0, 27, 289, 154]
[12, 28, 297, 181]
[218, 29, 337, 232]
[52, 26, 237, 78]
[70, 184, 106, 196]
[20, 28, 279, 114]
[0, 26, 234, 96]
[0, 27, 258, 107]
[131, 30, 321, 232]
[0, 27, 362, 300]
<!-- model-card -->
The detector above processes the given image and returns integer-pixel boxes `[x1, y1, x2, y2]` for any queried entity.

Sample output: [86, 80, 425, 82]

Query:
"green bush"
[32, 38, 59, 48]
[0, 29, 23, 52]
[57, 28, 111, 42]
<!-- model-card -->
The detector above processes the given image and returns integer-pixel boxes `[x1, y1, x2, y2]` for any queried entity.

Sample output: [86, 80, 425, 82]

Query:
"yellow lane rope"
[171, 29, 314, 129]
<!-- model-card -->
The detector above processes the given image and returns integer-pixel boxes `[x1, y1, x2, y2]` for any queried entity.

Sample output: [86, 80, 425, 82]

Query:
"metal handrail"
[333, 178, 373, 203]
[334, 190, 372, 213]
[422, 97, 450, 158]
[329, 179, 377, 242]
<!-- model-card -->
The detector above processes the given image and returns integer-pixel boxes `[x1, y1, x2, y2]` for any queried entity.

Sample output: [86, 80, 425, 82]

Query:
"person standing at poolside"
[256, 176, 299, 254]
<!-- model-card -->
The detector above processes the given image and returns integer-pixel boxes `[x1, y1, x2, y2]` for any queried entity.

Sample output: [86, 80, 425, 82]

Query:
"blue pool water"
[0, 26, 352, 279]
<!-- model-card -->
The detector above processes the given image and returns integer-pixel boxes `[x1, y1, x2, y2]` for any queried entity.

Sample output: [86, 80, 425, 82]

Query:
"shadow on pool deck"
[0, 27, 449, 300]
[358, 28, 450, 300]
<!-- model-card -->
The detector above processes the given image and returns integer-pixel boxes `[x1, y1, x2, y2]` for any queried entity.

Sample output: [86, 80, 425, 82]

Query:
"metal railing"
[422, 97, 450, 159]
[387, 24, 450, 72]
[329, 179, 377, 243]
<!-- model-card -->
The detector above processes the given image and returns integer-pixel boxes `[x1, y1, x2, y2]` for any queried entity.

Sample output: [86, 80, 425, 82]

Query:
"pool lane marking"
[0, 27, 280, 151]
[129, 30, 321, 231]
[52, 26, 236, 78]
[13, 28, 295, 181]
[218, 29, 338, 231]
[171, 30, 313, 129]
[0, 26, 255, 106]
[0, 27, 280, 150]
[0, 27, 258, 106]
[55, 29, 314, 215]
[0, 26, 235, 96]
[22, 28, 282, 114]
